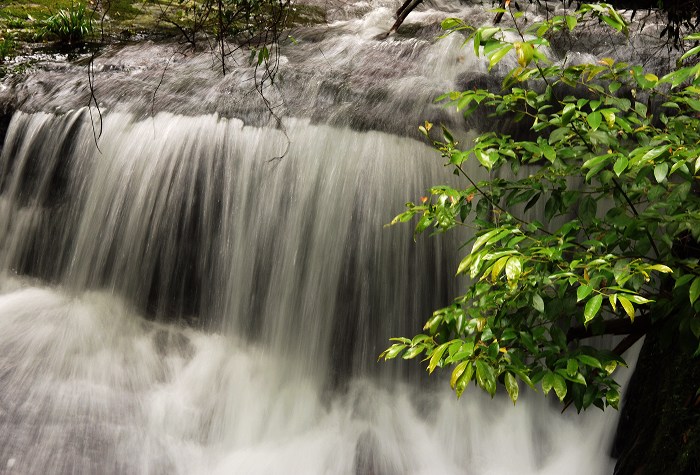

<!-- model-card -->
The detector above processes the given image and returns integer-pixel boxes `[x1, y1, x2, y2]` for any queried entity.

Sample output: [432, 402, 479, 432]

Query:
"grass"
[0, 0, 328, 76]
[41, 3, 94, 44]
[1, 1, 154, 39]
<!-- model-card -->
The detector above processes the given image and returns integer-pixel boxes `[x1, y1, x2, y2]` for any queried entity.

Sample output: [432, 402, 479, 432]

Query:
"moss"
[286, 4, 326, 26]
[107, 0, 142, 18]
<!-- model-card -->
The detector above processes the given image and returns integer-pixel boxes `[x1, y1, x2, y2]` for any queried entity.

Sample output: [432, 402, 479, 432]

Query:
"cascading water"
[0, 1, 654, 474]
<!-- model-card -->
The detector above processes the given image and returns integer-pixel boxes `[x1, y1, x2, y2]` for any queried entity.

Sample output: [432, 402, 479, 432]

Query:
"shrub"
[0, 33, 16, 64]
[41, 3, 93, 44]
[381, 3, 700, 412]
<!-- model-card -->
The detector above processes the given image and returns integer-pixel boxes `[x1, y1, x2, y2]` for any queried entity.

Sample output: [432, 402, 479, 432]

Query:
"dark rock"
[613, 323, 700, 475]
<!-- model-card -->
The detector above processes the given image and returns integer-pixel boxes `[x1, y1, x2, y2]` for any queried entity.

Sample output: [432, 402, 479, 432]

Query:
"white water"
[0, 277, 623, 475]
[0, 109, 627, 475]
[0, 1, 652, 473]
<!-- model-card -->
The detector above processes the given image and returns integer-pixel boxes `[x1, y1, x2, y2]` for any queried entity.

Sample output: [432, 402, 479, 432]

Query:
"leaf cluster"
[382, 3, 700, 411]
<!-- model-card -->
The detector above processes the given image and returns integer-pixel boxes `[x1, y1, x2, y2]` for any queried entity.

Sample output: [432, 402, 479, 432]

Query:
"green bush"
[0, 33, 16, 64]
[382, 3, 700, 412]
[41, 2, 93, 44]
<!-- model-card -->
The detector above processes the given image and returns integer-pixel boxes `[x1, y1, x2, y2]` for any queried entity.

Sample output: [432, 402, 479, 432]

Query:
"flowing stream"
[0, 1, 656, 473]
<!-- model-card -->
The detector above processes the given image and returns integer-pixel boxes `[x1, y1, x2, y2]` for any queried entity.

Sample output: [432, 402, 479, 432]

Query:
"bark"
[389, 0, 423, 34]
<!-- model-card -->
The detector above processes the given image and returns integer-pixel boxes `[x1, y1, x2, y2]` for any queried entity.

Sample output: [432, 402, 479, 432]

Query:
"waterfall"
[0, 1, 650, 473]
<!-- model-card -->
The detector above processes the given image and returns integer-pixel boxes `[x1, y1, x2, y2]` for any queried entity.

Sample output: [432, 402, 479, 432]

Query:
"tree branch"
[389, 0, 423, 34]
[567, 314, 650, 342]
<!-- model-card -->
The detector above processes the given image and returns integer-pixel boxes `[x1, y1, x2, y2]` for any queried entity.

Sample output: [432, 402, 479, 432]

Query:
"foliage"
[153, 0, 291, 93]
[157, 1, 288, 51]
[41, 2, 94, 44]
[381, 3, 700, 412]
[0, 33, 16, 64]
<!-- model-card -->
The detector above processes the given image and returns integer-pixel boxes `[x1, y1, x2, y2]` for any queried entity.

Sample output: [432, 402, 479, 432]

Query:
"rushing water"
[0, 1, 655, 474]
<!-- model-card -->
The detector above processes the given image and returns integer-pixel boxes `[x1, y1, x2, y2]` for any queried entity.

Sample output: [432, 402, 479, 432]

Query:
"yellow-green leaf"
[505, 372, 519, 404]
[428, 342, 449, 374]
[648, 264, 673, 273]
[618, 295, 635, 320]
[488, 44, 513, 70]
[472, 228, 500, 254]
[505, 256, 522, 283]
[491, 255, 510, 281]
[450, 361, 469, 389]
[553, 374, 567, 401]
[456, 254, 473, 276]
[455, 363, 474, 398]
[475, 359, 497, 397]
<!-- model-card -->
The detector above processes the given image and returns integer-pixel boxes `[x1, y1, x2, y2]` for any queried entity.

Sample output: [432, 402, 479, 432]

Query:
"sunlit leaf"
[475, 360, 497, 397]
[505, 372, 519, 404]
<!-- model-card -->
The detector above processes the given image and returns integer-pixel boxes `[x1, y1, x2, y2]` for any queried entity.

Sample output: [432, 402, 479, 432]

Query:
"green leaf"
[542, 372, 555, 396]
[456, 254, 473, 276]
[505, 372, 519, 404]
[681, 44, 700, 61]
[613, 155, 628, 176]
[450, 361, 469, 389]
[601, 109, 616, 128]
[475, 149, 497, 170]
[627, 295, 652, 305]
[491, 255, 510, 281]
[455, 363, 474, 398]
[411, 334, 432, 346]
[428, 343, 449, 374]
[577, 284, 593, 302]
[505, 256, 522, 283]
[587, 111, 602, 130]
[606, 387, 620, 409]
[582, 154, 611, 170]
[532, 294, 545, 313]
[540, 142, 556, 162]
[488, 44, 513, 70]
[584, 294, 603, 324]
[475, 359, 497, 397]
[515, 41, 534, 67]
[441, 18, 462, 30]
[635, 101, 648, 118]
[382, 343, 406, 360]
[690, 277, 700, 304]
[553, 374, 567, 401]
[402, 345, 425, 359]
[472, 228, 500, 254]
[648, 264, 673, 274]
[577, 354, 602, 369]
[654, 163, 669, 183]
[549, 127, 571, 144]
[675, 274, 695, 289]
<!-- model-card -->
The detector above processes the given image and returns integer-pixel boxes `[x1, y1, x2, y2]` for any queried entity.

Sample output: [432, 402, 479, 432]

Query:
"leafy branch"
[381, 3, 700, 412]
